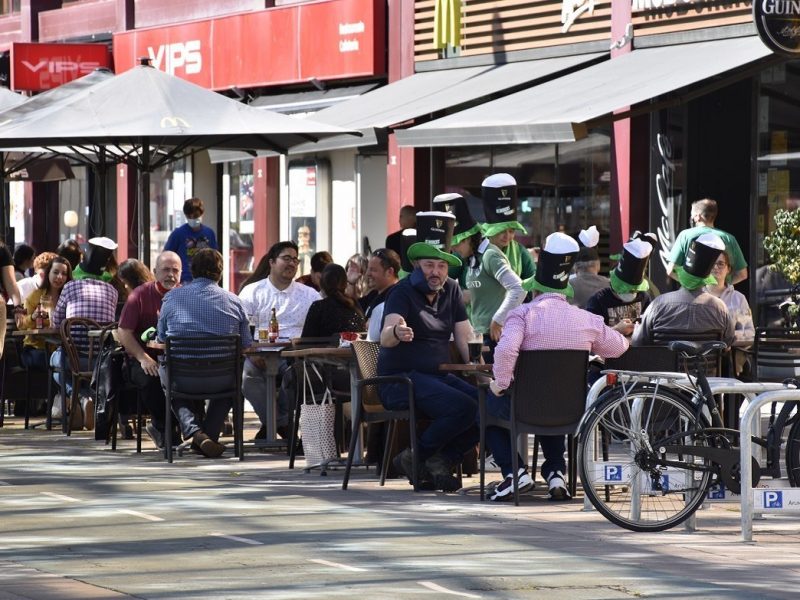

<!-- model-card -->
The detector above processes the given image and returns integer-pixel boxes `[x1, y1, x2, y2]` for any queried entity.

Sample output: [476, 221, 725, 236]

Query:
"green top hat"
[406, 212, 462, 267]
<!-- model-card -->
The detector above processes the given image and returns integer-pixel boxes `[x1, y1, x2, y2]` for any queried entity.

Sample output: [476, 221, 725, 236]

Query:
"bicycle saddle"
[667, 340, 728, 356]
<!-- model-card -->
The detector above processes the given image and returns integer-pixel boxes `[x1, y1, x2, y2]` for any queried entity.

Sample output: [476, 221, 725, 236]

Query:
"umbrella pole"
[95, 147, 107, 238]
[0, 153, 7, 245]
[139, 143, 151, 268]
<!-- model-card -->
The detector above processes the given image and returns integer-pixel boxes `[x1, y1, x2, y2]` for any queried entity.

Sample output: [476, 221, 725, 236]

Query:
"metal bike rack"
[740, 389, 800, 541]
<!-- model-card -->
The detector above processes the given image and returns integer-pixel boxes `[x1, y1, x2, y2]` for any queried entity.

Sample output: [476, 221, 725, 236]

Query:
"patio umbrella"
[0, 62, 358, 265]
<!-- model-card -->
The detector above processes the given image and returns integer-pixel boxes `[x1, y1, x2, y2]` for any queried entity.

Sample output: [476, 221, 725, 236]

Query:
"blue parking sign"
[707, 484, 725, 499]
[764, 490, 783, 508]
[604, 465, 622, 481]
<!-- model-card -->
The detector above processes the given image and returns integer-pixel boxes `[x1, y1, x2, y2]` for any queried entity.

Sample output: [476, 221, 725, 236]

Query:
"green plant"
[764, 209, 800, 286]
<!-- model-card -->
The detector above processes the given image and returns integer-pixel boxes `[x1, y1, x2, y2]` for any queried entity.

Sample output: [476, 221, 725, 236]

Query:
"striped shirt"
[493, 293, 629, 390]
[157, 277, 252, 346]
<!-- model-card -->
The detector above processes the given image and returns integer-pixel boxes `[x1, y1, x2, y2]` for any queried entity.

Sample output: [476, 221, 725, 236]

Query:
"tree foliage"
[764, 209, 800, 286]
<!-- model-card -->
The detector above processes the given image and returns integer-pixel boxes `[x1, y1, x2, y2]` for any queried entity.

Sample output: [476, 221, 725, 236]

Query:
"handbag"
[299, 362, 337, 468]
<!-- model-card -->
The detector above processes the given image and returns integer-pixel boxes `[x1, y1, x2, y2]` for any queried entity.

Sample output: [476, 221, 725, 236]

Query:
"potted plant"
[763, 208, 800, 329]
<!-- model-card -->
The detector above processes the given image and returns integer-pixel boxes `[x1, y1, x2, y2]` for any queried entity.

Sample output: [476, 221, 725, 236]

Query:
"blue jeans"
[21, 346, 47, 371]
[484, 390, 566, 479]
[381, 371, 479, 465]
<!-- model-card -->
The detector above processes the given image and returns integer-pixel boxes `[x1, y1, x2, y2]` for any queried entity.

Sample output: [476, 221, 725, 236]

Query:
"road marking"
[0, 481, 12, 486]
[418, 582, 481, 598]
[309, 558, 367, 572]
[118, 509, 164, 522]
[41, 492, 81, 503]
[209, 533, 263, 546]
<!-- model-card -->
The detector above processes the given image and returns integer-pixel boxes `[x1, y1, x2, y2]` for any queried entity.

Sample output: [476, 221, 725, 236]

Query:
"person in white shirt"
[364, 248, 401, 342]
[18, 252, 56, 304]
[705, 250, 755, 342]
[239, 241, 320, 439]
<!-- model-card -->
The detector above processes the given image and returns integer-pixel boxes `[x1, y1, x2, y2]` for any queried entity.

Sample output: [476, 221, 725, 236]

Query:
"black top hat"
[481, 173, 520, 228]
[432, 193, 479, 245]
[407, 212, 461, 267]
[611, 239, 652, 293]
[399, 228, 416, 273]
[631, 230, 660, 251]
[529, 232, 579, 296]
[79, 236, 117, 276]
[684, 233, 724, 278]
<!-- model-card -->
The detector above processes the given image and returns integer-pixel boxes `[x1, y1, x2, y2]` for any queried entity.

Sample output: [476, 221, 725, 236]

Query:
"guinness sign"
[754, 0, 800, 55]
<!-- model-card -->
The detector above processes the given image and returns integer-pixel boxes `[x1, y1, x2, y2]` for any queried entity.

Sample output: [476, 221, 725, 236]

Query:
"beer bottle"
[34, 302, 44, 329]
[268, 307, 279, 343]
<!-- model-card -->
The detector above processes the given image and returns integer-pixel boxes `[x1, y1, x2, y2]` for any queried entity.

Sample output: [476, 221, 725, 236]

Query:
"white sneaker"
[489, 468, 534, 501]
[547, 471, 571, 501]
[484, 453, 502, 473]
[51, 401, 62, 420]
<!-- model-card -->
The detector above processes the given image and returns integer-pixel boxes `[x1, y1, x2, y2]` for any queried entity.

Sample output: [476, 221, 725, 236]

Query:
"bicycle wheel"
[578, 385, 713, 532]
[785, 414, 800, 486]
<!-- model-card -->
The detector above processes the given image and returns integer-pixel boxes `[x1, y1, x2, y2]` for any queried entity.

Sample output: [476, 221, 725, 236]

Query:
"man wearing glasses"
[239, 241, 321, 440]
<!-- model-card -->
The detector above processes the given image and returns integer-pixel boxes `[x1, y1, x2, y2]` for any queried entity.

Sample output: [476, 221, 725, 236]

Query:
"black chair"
[342, 340, 418, 491]
[604, 345, 679, 373]
[479, 349, 589, 505]
[753, 328, 800, 382]
[163, 335, 242, 463]
[650, 329, 725, 376]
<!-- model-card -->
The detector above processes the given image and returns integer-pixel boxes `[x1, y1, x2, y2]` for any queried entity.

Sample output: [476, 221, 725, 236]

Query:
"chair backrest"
[605, 345, 678, 373]
[165, 335, 241, 392]
[60, 317, 110, 375]
[753, 328, 800, 382]
[650, 328, 723, 375]
[511, 350, 588, 434]
[350, 340, 383, 413]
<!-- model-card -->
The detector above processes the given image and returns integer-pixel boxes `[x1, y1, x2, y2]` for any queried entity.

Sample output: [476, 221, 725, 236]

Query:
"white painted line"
[0, 481, 12, 486]
[41, 492, 81, 503]
[309, 558, 367, 572]
[418, 581, 481, 598]
[209, 532, 263, 546]
[117, 509, 164, 522]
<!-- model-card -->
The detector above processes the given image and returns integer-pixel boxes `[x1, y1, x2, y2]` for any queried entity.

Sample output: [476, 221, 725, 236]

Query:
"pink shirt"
[493, 293, 629, 390]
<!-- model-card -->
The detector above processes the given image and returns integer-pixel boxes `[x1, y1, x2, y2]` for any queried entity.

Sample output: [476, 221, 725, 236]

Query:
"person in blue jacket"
[164, 197, 218, 283]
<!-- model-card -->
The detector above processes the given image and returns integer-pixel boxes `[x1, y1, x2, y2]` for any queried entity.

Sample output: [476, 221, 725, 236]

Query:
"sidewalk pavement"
[0, 420, 799, 599]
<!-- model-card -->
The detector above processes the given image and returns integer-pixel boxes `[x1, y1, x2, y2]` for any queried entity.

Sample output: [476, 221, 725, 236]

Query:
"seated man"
[632, 233, 735, 348]
[116, 251, 181, 448]
[364, 248, 401, 342]
[239, 241, 320, 439]
[379, 211, 478, 492]
[157, 249, 252, 458]
[486, 233, 629, 501]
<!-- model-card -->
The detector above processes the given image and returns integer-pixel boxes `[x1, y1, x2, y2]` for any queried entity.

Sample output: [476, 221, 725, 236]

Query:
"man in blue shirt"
[157, 248, 252, 457]
[164, 197, 219, 283]
[378, 212, 478, 492]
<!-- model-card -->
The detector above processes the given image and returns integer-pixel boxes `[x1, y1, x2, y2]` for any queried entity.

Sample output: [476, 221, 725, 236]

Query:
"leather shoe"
[192, 431, 225, 458]
[424, 454, 461, 492]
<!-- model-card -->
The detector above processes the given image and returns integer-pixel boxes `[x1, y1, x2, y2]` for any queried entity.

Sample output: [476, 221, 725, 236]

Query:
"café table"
[280, 346, 360, 470]
[12, 327, 62, 431]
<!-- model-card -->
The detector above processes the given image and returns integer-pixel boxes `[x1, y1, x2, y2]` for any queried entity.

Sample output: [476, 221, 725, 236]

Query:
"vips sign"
[113, 0, 385, 90]
[11, 43, 111, 92]
[754, 0, 800, 55]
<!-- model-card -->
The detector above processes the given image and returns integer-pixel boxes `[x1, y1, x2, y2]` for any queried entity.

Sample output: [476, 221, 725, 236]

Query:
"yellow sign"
[433, 0, 462, 50]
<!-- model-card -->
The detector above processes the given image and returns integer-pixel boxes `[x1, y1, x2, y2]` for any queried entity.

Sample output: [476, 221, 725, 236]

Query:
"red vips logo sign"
[112, 0, 385, 90]
[11, 43, 111, 92]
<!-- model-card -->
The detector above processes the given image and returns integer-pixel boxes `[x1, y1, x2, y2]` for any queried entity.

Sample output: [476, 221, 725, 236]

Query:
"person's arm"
[17, 289, 39, 330]
[367, 302, 384, 342]
[118, 327, 159, 377]
[453, 319, 472, 364]
[163, 229, 179, 252]
[492, 307, 526, 391]
[1, 265, 20, 306]
[380, 313, 413, 348]
[488, 251, 525, 341]
[630, 304, 652, 347]
[590, 315, 630, 358]
[731, 268, 748, 285]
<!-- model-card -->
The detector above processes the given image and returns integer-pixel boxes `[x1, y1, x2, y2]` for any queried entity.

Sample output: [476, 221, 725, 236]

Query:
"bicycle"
[577, 340, 800, 532]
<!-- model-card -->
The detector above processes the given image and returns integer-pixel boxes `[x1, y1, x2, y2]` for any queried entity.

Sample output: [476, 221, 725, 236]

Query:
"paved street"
[1, 420, 799, 599]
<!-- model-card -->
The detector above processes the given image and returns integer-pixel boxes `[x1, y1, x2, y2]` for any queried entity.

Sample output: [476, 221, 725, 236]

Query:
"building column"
[253, 156, 280, 257]
[116, 163, 137, 261]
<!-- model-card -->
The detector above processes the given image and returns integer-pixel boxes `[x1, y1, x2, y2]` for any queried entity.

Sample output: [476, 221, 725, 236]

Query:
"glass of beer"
[468, 330, 484, 364]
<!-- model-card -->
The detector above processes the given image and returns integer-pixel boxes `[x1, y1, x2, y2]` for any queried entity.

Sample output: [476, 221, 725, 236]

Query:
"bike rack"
[740, 389, 800, 541]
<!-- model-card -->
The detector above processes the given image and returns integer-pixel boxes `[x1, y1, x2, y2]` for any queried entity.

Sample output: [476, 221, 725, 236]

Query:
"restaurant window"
[755, 62, 800, 327]
[58, 166, 90, 244]
[0, 0, 20, 15]
[149, 157, 192, 268]
[442, 131, 612, 250]
[222, 160, 254, 292]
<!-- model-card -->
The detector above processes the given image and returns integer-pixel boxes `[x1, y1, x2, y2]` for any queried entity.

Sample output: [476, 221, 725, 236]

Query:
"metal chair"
[59, 317, 110, 436]
[163, 335, 242, 463]
[342, 340, 417, 491]
[479, 350, 588, 505]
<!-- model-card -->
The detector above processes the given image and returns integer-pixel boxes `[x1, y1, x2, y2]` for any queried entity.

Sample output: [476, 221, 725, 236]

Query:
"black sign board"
[754, 0, 800, 55]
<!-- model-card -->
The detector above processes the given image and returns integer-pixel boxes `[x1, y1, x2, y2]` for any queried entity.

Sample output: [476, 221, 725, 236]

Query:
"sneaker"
[192, 432, 226, 458]
[424, 454, 461, 493]
[484, 453, 502, 473]
[51, 400, 62, 421]
[68, 398, 84, 431]
[547, 471, 571, 501]
[252, 425, 266, 441]
[489, 468, 534, 502]
[145, 422, 164, 449]
[81, 397, 95, 431]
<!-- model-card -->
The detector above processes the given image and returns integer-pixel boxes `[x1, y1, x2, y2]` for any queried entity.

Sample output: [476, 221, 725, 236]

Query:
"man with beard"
[379, 212, 478, 493]
[117, 251, 182, 448]
[239, 241, 320, 439]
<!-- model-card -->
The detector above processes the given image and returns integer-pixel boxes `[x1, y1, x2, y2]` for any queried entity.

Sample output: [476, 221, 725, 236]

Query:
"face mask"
[409, 267, 434, 294]
[617, 292, 636, 302]
[187, 218, 202, 229]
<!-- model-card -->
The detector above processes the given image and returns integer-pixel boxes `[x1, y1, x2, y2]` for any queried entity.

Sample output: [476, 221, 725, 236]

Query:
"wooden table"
[281, 346, 360, 469]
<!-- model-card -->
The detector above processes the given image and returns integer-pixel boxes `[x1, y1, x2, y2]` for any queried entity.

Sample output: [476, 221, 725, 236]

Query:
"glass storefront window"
[443, 132, 612, 249]
[58, 166, 90, 244]
[149, 157, 192, 268]
[755, 62, 800, 327]
[222, 160, 255, 292]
